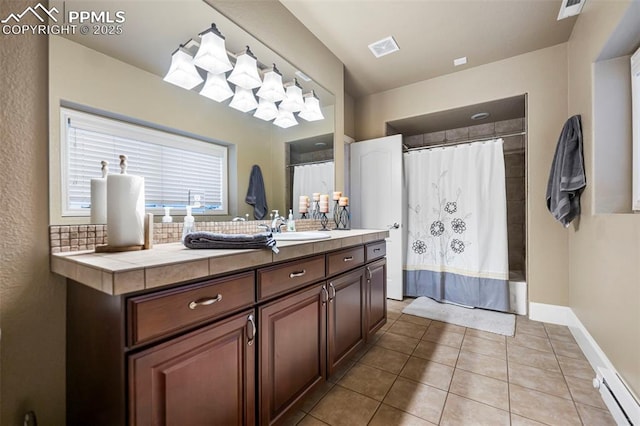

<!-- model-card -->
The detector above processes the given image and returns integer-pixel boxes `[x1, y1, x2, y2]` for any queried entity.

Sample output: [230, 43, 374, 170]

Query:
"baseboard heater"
[593, 367, 640, 425]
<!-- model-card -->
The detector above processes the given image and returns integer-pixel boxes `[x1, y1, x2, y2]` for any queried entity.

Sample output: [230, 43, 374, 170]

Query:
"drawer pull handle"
[247, 314, 257, 346]
[373, 248, 381, 252]
[321, 286, 328, 305]
[343, 256, 354, 262]
[188, 294, 222, 310]
[329, 283, 336, 300]
[289, 269, 306, 278]
[366, 267, 372, 281]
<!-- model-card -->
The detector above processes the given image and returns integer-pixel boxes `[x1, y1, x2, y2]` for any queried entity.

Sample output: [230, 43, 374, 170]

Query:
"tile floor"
[279, 298, 616, 426]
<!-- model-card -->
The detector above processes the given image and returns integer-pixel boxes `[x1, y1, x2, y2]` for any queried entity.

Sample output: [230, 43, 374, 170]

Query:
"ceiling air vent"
[557, 0, 586, 20]
[368, 36, 400, 58]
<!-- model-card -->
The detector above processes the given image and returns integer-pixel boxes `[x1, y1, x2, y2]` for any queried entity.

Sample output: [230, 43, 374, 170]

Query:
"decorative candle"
[298, 195, 309, 213]
[332, 191, 342, 201]
[319, 194, 330, 213]
[312, 192, 320, 201]
[339, 196, 349, 207]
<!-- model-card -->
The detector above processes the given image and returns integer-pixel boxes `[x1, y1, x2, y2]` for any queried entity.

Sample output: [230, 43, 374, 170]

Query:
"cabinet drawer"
[365, 241, 386, 261]
[128, 271, 255, 346]
[327, 246, 365, 276]
[258, 255, 325, 301]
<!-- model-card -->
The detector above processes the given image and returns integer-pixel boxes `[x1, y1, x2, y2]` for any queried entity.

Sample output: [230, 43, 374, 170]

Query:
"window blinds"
[62, 108, 227, 215]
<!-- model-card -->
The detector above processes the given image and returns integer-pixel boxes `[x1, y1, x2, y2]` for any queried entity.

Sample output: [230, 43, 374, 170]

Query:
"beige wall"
[0, 3, 66, 425]
[566, 0, 640, 395]
[355, 43, 571, 306]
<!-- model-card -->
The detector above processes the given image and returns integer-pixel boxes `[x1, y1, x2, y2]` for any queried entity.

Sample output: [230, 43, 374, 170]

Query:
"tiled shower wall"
[403, 118, 526, 274]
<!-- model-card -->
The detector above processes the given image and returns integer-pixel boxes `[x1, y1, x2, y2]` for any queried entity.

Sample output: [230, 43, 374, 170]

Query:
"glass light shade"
[279, 84, 304, 112]
[253, 98, 278, 121]
[199, 72, 233, 102]
[193, 30, 233, 75]
[227, 52, 262, 89]
[163, 48, 203, 90]
[298, 96, 325, 121]
[273, 109, 298, 128]
[256, 70, 285, 102]
[229, 86, 258, 112]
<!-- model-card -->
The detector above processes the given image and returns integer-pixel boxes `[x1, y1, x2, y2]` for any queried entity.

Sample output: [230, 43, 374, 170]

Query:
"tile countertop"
[51, 229, 389, 296]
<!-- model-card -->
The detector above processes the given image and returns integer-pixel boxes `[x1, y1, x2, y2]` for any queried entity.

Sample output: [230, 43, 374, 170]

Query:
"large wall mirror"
[48, 0, 335, 224]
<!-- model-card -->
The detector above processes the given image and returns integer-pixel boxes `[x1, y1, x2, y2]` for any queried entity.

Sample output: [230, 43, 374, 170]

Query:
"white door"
[350, 135, 404, 300]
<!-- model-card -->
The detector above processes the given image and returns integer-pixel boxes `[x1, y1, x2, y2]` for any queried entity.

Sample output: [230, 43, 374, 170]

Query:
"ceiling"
[281, 0, 578, 98]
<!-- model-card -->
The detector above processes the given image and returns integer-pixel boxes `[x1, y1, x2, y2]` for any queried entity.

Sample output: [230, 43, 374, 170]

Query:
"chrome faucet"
[232, 216, 246, 222]
[271, 215, 286, 233]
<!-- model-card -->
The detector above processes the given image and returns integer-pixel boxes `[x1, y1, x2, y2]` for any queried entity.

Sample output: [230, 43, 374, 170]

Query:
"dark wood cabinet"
[259, 283, 327, 425]
[327, 268, 366, 376]
[366, 258, 387, 340]
[65, 237, 387, 425]
[129, 309, 256, 426]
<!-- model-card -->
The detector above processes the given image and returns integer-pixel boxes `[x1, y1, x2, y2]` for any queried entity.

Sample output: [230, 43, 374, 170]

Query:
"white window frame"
[60, 107, 228, 216]
[632, 47, 640, 211]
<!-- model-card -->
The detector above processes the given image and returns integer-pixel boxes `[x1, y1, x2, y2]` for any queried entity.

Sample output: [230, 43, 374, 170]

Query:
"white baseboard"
[529, 302, 640, 413]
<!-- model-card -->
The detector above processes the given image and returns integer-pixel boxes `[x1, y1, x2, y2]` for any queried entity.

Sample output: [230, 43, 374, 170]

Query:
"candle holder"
[300, 212, 308, 219]
[312, 200, 321, 219]
[336, 206, 350, 230]
[319, 212, 330, 231]
[333, 200, 340, 229]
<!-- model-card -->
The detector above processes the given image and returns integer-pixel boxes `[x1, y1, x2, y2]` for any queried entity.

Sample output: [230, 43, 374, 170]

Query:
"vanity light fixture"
[164, 23, 325, 128]
[273, 108, 298, 128]
[199, 72, 234, 102]
[229, 86, 259, 112]
[227, 46, 262, 90]
[163, 41, 204, 90]
[279, 79, 305, 113]
[193, 24, 233, 74]
[253, 98, 279, 121]
[298, 91, 324, 122]
[256, 64, 286, 103]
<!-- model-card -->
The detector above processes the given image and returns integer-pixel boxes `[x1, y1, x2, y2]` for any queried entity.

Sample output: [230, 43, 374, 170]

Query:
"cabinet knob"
[188, 294, 222, 310]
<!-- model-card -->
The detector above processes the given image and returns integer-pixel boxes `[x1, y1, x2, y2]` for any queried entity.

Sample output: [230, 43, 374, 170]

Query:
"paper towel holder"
[95, 213, 154, 253]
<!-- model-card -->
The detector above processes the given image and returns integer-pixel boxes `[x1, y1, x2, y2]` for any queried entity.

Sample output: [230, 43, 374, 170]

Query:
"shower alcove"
[388, 95, 528, 314]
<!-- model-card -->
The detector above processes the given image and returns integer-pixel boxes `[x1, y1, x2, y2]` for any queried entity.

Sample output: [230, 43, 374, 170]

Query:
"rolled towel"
[183, 231, 278, 253]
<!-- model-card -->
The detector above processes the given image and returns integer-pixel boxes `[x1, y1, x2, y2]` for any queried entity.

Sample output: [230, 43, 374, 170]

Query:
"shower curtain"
[292, 162, 334, 208]
[403, 139, 510, 312]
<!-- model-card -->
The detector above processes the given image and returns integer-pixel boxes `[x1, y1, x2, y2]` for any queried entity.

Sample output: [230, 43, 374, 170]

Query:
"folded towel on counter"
[183, 232, 278, 253]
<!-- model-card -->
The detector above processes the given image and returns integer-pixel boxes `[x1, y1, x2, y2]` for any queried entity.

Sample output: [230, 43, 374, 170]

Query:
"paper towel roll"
[107, 174, 145, 247]
[90, 178, 107, 224]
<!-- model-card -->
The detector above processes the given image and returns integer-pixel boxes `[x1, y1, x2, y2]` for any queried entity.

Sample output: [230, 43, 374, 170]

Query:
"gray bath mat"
[402, 296, 515, 336]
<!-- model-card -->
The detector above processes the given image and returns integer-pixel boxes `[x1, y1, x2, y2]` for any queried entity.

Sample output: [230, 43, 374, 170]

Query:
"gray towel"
[183, 231, 278, 252]
[245, 165, 268, 220]
[546, 115, 586, 227]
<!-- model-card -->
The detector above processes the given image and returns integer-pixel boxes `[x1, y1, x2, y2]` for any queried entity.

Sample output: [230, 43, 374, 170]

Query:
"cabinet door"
[129, 309, 256, 426]
[366, 259, 387, 340]
[259, 283, 327, 426]
[327, 268, 366, 376]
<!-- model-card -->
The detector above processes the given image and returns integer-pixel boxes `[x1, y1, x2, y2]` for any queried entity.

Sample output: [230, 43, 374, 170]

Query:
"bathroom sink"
[273, 231, 331, 241]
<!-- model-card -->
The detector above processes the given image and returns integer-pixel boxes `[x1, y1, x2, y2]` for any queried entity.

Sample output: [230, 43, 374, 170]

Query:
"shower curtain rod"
[286, 159, 334, 168]
[403, 131, 526, 152]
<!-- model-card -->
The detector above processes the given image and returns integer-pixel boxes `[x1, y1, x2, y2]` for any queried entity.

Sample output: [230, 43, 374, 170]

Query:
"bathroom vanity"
[52, 229, 388, 425]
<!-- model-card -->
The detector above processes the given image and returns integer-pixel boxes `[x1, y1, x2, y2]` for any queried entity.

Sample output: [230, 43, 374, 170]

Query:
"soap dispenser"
[287, 209, 296, 232]
[162, 206, 173, 223]
[181, 205, 195, 244]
